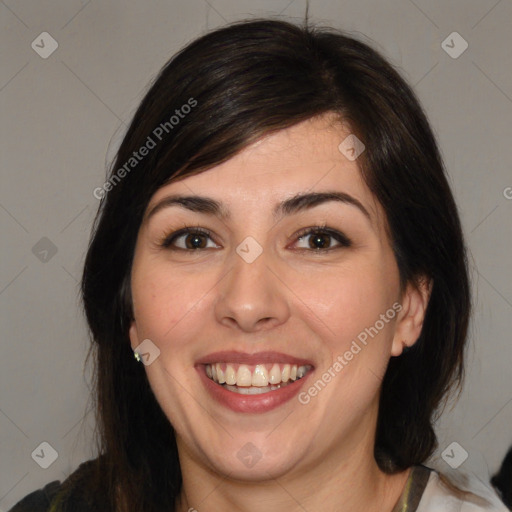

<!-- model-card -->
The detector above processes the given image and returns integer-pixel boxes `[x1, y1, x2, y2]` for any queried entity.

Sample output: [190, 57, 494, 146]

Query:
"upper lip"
[195, 351, 314, 367]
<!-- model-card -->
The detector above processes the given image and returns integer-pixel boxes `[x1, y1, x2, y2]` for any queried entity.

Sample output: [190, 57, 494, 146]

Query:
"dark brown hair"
[76, 17, 470, 512]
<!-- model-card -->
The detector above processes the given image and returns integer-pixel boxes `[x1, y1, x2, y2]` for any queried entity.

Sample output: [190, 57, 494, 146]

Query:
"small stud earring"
[134, 351, 141, 362]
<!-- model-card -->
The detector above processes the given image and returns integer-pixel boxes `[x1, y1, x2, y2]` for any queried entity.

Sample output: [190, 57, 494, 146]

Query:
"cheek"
[131, 261, 210, 345]
[299, 265, 397, 417]
[297, 260, 395, 345]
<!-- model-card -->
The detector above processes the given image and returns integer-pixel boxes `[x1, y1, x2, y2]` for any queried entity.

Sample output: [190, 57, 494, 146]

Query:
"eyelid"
[292, 225, 352, 250]
[158, 224, 352, 252]
[159, 225, 216, 249]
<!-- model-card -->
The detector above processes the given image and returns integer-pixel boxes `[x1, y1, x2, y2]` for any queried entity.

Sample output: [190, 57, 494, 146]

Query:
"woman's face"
[129, 113, 421, 481]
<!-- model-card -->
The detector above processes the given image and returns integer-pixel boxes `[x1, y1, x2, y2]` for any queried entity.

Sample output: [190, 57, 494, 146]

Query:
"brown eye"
[161, 228, 218, 250]
[294, 227, 352, 251]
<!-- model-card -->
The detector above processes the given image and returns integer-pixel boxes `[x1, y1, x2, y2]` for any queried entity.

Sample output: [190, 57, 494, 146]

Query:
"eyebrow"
[144, 191, 372, 225]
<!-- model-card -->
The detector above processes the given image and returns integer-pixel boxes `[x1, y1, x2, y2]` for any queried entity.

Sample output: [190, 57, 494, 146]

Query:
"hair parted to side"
[76, 17, 470, 512]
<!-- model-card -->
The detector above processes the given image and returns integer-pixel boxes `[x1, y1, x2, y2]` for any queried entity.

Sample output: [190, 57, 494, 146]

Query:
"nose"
[213, 243, 291, 333]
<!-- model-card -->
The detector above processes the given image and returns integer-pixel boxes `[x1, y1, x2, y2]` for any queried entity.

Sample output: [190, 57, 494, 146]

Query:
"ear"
[129, 321, 141, 352]
[391, 276, 432, 357]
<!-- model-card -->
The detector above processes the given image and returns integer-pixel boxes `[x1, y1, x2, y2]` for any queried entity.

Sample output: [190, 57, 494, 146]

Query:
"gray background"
[1, 0, 511, 509]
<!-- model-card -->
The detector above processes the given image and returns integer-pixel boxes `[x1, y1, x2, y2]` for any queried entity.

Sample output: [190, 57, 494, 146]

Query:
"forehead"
[147, 114, 382, 225]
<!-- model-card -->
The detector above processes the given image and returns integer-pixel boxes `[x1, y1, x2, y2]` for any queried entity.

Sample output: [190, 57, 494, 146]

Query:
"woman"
[9, 17, 508, 512]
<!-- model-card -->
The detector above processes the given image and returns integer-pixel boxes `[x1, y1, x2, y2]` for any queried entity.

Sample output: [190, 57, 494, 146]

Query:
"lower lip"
[197, 365, 313, 413]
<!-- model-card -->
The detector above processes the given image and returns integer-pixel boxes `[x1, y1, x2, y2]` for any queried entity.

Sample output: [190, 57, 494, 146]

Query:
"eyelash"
[158, 224, 352, 252]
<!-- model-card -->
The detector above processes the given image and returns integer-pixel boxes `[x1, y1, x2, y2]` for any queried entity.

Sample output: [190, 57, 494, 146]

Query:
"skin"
[128, 113, 431, 512]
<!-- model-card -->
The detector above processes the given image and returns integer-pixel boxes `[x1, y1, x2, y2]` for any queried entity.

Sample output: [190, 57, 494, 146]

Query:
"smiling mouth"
[205, 362, 313, 395]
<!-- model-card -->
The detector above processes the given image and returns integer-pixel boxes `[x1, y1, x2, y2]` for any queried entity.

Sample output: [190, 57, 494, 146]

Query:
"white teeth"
[225, 365, 236, 385]
[297, 366, 307, 378]
[269, 363, 282, 384]
[282, 364, 290, 383]
[215, 363, 226, 384]
[251, 365, 268, 386]
[236, 365, 252, 386]
[205, 362, 312, 387]
[224, 383, 284, 394]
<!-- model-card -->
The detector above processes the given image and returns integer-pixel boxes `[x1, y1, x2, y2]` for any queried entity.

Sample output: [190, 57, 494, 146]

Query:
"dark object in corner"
[491, 445, 512, 510]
